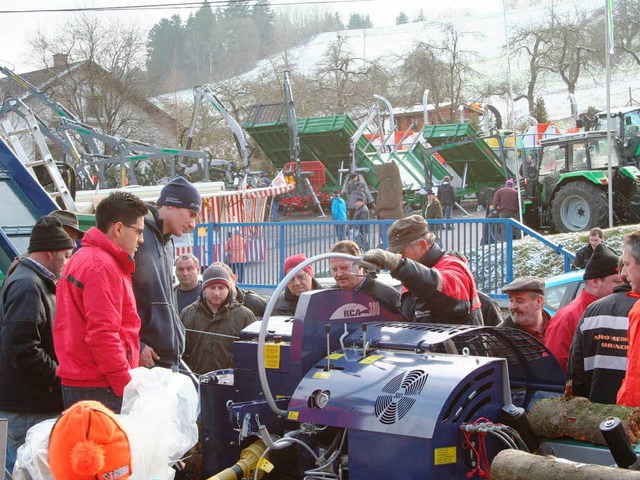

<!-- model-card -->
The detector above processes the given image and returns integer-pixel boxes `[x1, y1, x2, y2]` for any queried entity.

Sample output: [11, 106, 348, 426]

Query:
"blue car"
[544, 269, 585, 316]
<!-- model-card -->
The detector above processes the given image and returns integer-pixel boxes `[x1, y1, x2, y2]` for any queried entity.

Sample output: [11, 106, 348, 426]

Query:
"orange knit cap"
[48, 401, 132, 480]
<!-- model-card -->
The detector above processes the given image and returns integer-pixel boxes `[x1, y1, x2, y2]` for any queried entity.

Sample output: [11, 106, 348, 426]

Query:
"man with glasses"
[133, 176, 202, 370]
[272, 254, 323, 316]
[53, 191, 148, 413]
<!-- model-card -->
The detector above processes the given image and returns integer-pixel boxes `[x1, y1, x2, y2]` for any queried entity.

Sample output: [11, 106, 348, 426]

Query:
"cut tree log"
[527, 396, 640, 446]
[491, 449, 640, 480]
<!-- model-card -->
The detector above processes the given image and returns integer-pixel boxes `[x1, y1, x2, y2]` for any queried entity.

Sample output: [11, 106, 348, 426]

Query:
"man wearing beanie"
[132, 176, 202, 369]
[54, 192, 148, 414]
[180, 264, 255, 374]
[272, 253, 323, 316]
[545, 243, 623, 372]
[0, 216, 74, 474]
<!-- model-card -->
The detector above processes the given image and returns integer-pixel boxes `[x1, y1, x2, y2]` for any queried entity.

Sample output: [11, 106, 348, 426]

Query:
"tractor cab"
[524, 131, 640, 232]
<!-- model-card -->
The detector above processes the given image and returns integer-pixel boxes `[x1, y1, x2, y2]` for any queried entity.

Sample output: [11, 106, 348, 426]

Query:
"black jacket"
[132, 206, 185, 367]
[573, 243, 618, 269]
[236, 287, 268, 318]
[0, 258, 62, 413]
[395, 244, 483, 325]
[272, 279, 323, 317]
[438, 183, 456, 206]
[567, 284, 635, 404]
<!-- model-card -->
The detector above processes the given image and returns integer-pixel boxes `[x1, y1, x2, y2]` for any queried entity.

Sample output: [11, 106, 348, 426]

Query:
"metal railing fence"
[191, 218, 574, 296]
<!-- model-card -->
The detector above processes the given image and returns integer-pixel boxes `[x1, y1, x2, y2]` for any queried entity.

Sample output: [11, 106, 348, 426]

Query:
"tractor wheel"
[551, 182, 608, 233]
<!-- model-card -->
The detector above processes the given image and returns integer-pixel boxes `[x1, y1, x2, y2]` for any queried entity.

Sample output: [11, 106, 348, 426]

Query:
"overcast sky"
[0, 0, 507, 72]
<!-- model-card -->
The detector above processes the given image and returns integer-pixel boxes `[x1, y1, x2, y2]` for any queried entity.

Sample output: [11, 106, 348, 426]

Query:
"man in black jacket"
[328, 240, 400, 309]
[437, 176, 456, 230]
[0, 216, 74, 474]
[573, 228, 617, 269]
[133, 177, 202, 370]
[272, 254, 322, 316]
[567, 280, 635, 404]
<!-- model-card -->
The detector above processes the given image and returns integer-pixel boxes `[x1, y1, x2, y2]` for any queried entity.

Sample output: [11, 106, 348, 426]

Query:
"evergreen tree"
[146, 15, 186, 81]
[532, 97, 549, 123]
[252, 0, 276, 55]
[414, 9, 426, 22]
[347, 13, 373, 29]
[184, 2, 217, 81]
[225, 0, 251, 19]
[396, 12, 409, 25]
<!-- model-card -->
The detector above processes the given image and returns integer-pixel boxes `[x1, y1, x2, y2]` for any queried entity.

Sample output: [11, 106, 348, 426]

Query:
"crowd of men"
[4, 180, 640, 477]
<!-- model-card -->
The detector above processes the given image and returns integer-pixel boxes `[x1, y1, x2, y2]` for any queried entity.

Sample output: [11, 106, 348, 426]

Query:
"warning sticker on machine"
[359, 355, 383, 364]
[328, 353, 344, 360]
[434, 447, 457, 465]
[264, 344, 280, 369]
[313, 371, 331, 379]
[288, 411, 299, 421]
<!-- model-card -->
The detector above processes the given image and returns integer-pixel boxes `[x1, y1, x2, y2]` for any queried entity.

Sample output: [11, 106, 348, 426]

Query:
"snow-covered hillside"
[164, 0, 640, 124]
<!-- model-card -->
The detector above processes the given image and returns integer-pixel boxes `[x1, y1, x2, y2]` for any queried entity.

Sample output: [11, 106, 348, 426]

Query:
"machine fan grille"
[375, 369, 428, 425]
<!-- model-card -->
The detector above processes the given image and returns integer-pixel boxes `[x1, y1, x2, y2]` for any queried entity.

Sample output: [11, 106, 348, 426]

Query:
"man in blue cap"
[132, 177, 202, 369]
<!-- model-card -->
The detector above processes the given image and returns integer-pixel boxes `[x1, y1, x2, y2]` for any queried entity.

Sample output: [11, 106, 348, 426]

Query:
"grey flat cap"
[501, 276, 545, 295]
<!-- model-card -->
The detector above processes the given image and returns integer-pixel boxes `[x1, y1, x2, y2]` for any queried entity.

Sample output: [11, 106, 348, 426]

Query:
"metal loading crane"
[283, 71, 325, 217]
[184, 84, 253, 186]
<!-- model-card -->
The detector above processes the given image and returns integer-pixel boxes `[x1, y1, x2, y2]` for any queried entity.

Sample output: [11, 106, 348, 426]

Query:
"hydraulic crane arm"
[186, 85, 250, 170]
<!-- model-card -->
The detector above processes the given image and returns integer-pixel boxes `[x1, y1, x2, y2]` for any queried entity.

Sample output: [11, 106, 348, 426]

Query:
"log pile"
[527, 396, 640, 446]
[491, 449, 640, 480]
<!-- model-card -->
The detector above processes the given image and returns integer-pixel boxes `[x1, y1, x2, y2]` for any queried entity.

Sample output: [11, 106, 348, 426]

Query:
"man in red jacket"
[617, 231, 640, 407]
[54, 192, 148, 413]
[545, 243, 622, 372]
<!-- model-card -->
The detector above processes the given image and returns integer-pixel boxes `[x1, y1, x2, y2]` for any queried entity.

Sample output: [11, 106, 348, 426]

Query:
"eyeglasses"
[124, 224, 144, 236]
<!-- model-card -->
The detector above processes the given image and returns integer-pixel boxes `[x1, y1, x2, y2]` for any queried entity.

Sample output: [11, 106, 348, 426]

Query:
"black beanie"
[28, 216, 76, 253]
[584, 243, 619, 280]
[157, 177, 201, 212]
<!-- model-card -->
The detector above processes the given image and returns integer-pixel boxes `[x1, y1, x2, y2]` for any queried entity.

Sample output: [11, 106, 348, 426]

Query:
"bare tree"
[396, 22, 479, 121]
[509, 17, 555, 112]
[29, 14, 157, 140]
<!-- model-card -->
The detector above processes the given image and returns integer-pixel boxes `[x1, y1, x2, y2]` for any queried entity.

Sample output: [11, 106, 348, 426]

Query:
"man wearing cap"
[0, 216, 74, 473]
[273, 254, 323, 316]
[438, 176, 456, 229]
[567, 258, 634, 404]
[499, 276, 551, 342]
[48, 209, 85, 243]
[132, 176, 202, 369]
[617, 230, 640, 407]
[181, 264, 256, 374]
[545, 244, 622, 372]
[331, 190, 347, 241]
[54, 192, 148, 413]
[362, 215, 482, 325]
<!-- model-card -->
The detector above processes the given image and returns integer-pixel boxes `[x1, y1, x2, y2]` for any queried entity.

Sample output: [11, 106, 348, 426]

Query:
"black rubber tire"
[551, 182, 608, 233]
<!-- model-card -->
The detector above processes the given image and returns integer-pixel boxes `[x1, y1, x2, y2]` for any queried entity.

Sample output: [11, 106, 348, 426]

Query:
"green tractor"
[522, 130, 640, 232]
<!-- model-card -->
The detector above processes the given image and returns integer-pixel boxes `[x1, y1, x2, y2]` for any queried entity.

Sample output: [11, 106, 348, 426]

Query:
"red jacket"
[544, 289, 599, 372]
[54, 227, 140, 396]
[617, 294, 640, 407]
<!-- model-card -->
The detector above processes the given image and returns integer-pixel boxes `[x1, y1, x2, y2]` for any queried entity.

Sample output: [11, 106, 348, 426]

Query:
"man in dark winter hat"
[0, 216, 75, 473]
[545, 243, 622, 372]
[272, 254, 323, 316]
[180, 264, 256, 374]
[132, 176, 202, 370]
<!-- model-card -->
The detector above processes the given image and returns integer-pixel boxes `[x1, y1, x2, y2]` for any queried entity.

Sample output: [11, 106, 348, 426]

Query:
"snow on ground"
[158, 0, 640, 125]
